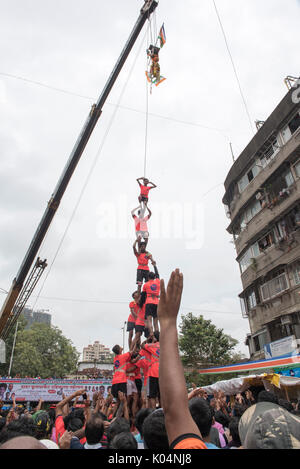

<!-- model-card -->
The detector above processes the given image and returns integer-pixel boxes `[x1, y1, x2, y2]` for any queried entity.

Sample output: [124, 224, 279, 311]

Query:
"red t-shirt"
[135, 354, 150, 386]
[136, 252, 150, 271]
[143, 279, 160, 305]
[140, 185, 151, 198]
[144, 342, 160, 378]
[135, 304, 146, 327]
[112, 352, 131, 384]
[133, 215, 149, 232]
[55, 415, 86, 445]
[128, 301, 139, 323]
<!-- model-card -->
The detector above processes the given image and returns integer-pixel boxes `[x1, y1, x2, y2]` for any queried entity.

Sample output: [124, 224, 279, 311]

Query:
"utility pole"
[8, 321, 19, 377]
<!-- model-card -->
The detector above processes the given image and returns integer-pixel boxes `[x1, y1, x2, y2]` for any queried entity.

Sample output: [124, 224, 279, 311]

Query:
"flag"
[158, 24, 166, 48]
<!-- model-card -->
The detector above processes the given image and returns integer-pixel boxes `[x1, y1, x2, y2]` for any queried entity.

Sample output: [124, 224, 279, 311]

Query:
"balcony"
[234, 179, 300, 256]
[229, 129, 300, 223]
[240, 232, 300, 290]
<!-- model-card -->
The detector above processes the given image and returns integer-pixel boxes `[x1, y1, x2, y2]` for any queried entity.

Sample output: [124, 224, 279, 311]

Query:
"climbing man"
[131, 205, 152, 246]
[133, 237, 154, 293]
[136, 177, 157, 212]
[127, 291, 140, 350]
[143, 261, 160, 337]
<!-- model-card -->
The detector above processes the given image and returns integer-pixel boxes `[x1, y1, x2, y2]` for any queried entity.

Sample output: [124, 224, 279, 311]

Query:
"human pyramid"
[111, 177, 160, 415]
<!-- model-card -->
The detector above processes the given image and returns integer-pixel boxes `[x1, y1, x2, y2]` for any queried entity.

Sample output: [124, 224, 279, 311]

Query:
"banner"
[0, 379, 112, 402]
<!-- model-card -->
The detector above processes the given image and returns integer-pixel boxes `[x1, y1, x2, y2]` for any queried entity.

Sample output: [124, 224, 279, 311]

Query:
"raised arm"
[158, 269, 201, 446]
[137, 177, 144, 186]
[151, 260, 159, 279]
[55, 389, 85, 417]
[131, 206, 140, 217]
[133, 239, 138, 256]
[149, 181, 157, 189]
[146, 206, 152, 219]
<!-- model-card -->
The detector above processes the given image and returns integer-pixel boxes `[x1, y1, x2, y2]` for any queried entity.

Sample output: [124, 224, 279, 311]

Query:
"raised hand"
[158, 269, 183, 326]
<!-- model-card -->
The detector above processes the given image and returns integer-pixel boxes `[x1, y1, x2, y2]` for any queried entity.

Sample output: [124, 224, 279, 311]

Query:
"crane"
[0, 0, 159, 339]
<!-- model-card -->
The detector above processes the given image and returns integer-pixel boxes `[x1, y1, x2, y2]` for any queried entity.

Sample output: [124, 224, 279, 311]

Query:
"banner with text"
[0, 379, 112, 402]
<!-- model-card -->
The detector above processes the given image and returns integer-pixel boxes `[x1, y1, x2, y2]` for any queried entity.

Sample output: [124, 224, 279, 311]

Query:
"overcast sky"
[0, 0, 299, 361]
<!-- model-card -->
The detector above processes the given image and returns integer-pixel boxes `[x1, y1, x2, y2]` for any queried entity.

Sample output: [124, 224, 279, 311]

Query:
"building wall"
[223, 85, 300, 360]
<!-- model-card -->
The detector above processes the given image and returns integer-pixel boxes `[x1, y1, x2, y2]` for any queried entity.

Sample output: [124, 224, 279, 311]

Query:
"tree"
[179, 313, 238, 367]
[179, 313, 245, 387]
[9, 323, 79, 378]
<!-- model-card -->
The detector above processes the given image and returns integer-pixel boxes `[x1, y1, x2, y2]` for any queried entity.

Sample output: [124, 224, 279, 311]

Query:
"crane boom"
[0, 0, 158, 337]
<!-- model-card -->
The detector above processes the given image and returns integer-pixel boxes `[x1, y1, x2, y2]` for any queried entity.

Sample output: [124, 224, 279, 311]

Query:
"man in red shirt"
[111, 345, 133, 402]
[133, 238, 154, 293]
[143, 262, 160, 336]
[136, 177, 157, 209]
[131, 302, 146, 350]
[131, 205, 152, 247]
[127, 291, 140, 350]
[142, 333, 160, 409]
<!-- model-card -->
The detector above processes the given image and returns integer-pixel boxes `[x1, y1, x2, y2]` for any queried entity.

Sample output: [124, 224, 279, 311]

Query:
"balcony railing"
[260, 273, 289, 302]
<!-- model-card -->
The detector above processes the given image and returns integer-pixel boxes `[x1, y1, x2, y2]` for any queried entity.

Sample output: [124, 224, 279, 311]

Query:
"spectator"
[135, 408, 154, 449]
[189, 398, 219, 449]
[278, 399, 294, 413]
[238, 402, 300, 449]
[70, 414, 104, 449]
[0, 436, 47, 449]
[106, 418, 130, 448]
[142, 409, 169, 450]
[225, 417, 241, 449]
[110, 432, 138, 449]
[257, 391, 279, 405]
[0, 417, 37, 443]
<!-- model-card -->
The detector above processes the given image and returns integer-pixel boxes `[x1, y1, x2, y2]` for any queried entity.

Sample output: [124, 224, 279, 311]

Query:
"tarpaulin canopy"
[198, 353, 300, 375]
[201, 373, 300, 397]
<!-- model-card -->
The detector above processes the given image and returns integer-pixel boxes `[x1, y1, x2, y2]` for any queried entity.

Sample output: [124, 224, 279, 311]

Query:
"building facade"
[21, 308, 51, 329]
[82, 341, 112, 362]
[223, 85, 300, 360]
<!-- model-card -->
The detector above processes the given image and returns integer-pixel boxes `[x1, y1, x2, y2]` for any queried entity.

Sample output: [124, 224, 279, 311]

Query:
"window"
[238, 164, 262, 194]
[239, 242, 260, 273]
[247, 290, 257, 310]
[288, 112, 300, 135]
[283, 170, 294, 188]
[294, 264, 300, 286]
[260, 272, 289, 302]
[253, 330, 268, 352]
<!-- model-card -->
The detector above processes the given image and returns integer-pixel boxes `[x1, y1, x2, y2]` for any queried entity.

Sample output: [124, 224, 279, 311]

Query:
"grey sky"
[0, 0, 299, 360]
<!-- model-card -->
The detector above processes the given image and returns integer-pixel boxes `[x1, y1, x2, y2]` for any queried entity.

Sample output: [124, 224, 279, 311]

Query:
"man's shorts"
[149, 377, 160, 399]
[136, 269, 149, 285]
[135, 324, 144, 334]
[139, 196, 148, 203]
[127, 379, 138, 396]
[111, 382, 127, 399]
[126, 321, 135, 332]
[145, 303, 158, 319]
[136, 231, 149, 239]
[135, 379, 142, 394]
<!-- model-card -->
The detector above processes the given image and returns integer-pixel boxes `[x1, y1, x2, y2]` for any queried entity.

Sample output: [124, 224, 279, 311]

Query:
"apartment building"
[223, 83, 300, 360]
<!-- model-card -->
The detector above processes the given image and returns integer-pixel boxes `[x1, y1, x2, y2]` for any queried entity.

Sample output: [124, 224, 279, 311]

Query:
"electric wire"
[212, 0, 255, 135]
